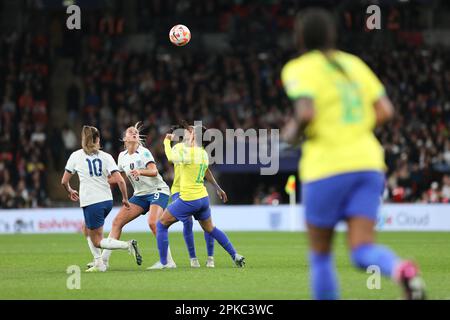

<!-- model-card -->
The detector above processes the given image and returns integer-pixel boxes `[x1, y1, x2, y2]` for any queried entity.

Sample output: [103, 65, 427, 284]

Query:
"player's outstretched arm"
[61, 171, 79, 202]
[109, 171, 130, 208]
[205, 168, 228, 203]
[163, 137, 174, 163]
[164, 134, 184, 164]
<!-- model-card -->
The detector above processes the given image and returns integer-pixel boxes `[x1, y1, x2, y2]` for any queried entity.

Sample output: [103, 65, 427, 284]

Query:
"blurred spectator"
[66, 81, 80, 123]
[62, 125, 78, 159]
[441, 175, 450, 203]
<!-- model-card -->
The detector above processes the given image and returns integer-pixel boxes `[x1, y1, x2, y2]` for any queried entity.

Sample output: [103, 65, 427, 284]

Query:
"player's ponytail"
[81, 125, 100, 155]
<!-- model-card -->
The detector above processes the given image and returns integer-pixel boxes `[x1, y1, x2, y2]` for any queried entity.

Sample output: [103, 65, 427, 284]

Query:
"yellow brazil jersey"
[164, 139, 209, 201]
[164, 141, 183, 194]
[281, 50, 387, 182]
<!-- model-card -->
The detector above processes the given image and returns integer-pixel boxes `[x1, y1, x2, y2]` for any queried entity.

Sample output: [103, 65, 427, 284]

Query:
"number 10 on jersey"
[86, 159, 102, 177]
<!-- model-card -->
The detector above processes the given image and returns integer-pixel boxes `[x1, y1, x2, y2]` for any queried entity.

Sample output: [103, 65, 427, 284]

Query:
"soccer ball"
[169, 24, 191, 46]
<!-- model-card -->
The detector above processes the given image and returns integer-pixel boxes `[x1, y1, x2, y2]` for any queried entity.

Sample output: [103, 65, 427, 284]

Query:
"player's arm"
[357, 57, 394, 126]
[60, 171, 79, 202]
[205, 168, 228, 203]
[131, 162, 158, 178]
[108, 171, 130, 208]
[281, 97, 315, 145]
[130, 148, 159, 178]
[164, 134, 184, 163]
[164, 138, 174, 163]
[374, 96, 394, 126]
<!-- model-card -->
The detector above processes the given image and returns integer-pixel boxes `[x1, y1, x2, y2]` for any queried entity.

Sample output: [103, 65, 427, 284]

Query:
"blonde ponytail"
[81, 125, 100, 155]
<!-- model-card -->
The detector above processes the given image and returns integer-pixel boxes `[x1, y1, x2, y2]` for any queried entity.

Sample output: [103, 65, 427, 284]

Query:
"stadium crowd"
[0, 33, 50, 208]
[0, 2, 449, 208]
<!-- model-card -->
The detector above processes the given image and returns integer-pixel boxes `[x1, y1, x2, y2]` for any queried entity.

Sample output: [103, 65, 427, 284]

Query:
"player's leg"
[101, 200, 144, 265]
[302, 175, 346, 300]
[82, 222, 98, 269]
[183, 216, 200, 267]
[86, 226, 107, 272]
[204, 230, 215, 267]
[83, 200, 142, 269]
[171, 192, 198, 265]
[345, 171, 425, 300]
[306, 223, 338, 300]
[196, 197, 244, 267]
[148, 192, 176, 267]
[148, 208, 177, 269]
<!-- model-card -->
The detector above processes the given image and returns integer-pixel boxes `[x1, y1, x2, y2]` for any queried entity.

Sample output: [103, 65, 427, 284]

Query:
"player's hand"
[165, 133, 175, 141]
[68, 189, 79, 202]
[122, 199, 130, 209]
[130, 169, 140, 179]
[216, 188, 228, 203]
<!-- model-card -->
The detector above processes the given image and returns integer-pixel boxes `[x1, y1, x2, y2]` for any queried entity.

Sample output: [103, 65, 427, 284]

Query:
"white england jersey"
[118, 145, 170, 196]
[65, 149, 119, 207]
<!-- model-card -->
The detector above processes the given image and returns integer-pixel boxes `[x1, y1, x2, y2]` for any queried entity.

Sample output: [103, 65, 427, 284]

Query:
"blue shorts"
[171, 192, 180, 202]
[82, 200, 113, 230]
[302, 171, 385, 228]
[167, 196, 211, 223]
[129, 192, 170, 213]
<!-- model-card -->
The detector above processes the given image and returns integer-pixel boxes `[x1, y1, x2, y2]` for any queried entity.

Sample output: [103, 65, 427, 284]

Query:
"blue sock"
[351, 243, 399, 277]
[182, 218, 196, 259]
[309, 251, 339, 300]
[156, 221, 169, 265]
[204, 231, 215, 257]
[209, 227, 236, 259]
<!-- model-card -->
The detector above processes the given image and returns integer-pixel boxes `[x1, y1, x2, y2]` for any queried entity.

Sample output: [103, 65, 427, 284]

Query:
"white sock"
[167, 246, 175, 264]
[94, 256, 105, 268]
[87, 236, 101, 260]
[102, 248, 112, 263]
[100, 238, 129, 250]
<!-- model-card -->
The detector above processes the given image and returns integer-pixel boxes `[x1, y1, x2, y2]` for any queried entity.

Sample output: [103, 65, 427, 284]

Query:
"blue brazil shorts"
[167, 195, 211, 223]
[302, 171, 385, 228]
[171, 192, 180, 202]
[82, 200, 113, 230]
[129, 192, 170, 213]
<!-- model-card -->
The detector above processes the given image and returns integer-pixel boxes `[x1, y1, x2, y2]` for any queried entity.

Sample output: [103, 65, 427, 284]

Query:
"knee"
[159, 210, 175, 227]
[202, 222, 214, 233]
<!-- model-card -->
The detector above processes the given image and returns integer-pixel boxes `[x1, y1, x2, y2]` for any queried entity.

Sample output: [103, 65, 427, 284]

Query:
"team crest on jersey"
[130, 163, 134, 170]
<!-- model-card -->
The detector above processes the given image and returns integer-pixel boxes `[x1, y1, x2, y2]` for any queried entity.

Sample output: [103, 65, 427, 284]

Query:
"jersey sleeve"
[356, 57, 386, 104]
[65, 152, 77, 174]
[141, 148, 155, 167]
[105, 154, 119, 175]
[281, 60, 317, 100]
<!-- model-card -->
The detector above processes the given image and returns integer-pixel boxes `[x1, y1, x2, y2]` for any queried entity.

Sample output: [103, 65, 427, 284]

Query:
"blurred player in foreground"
[61, 126, 141, 272]
[166, 123, 228, 268]
[281, 9, 425, 299]
[149, 125, 245, 269]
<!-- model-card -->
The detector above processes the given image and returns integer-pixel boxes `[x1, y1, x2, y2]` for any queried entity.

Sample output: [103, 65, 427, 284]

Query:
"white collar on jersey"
[124, 145, 141, 155]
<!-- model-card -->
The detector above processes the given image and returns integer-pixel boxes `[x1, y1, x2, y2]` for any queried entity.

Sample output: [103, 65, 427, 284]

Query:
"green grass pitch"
[0, 232, 448, 299]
